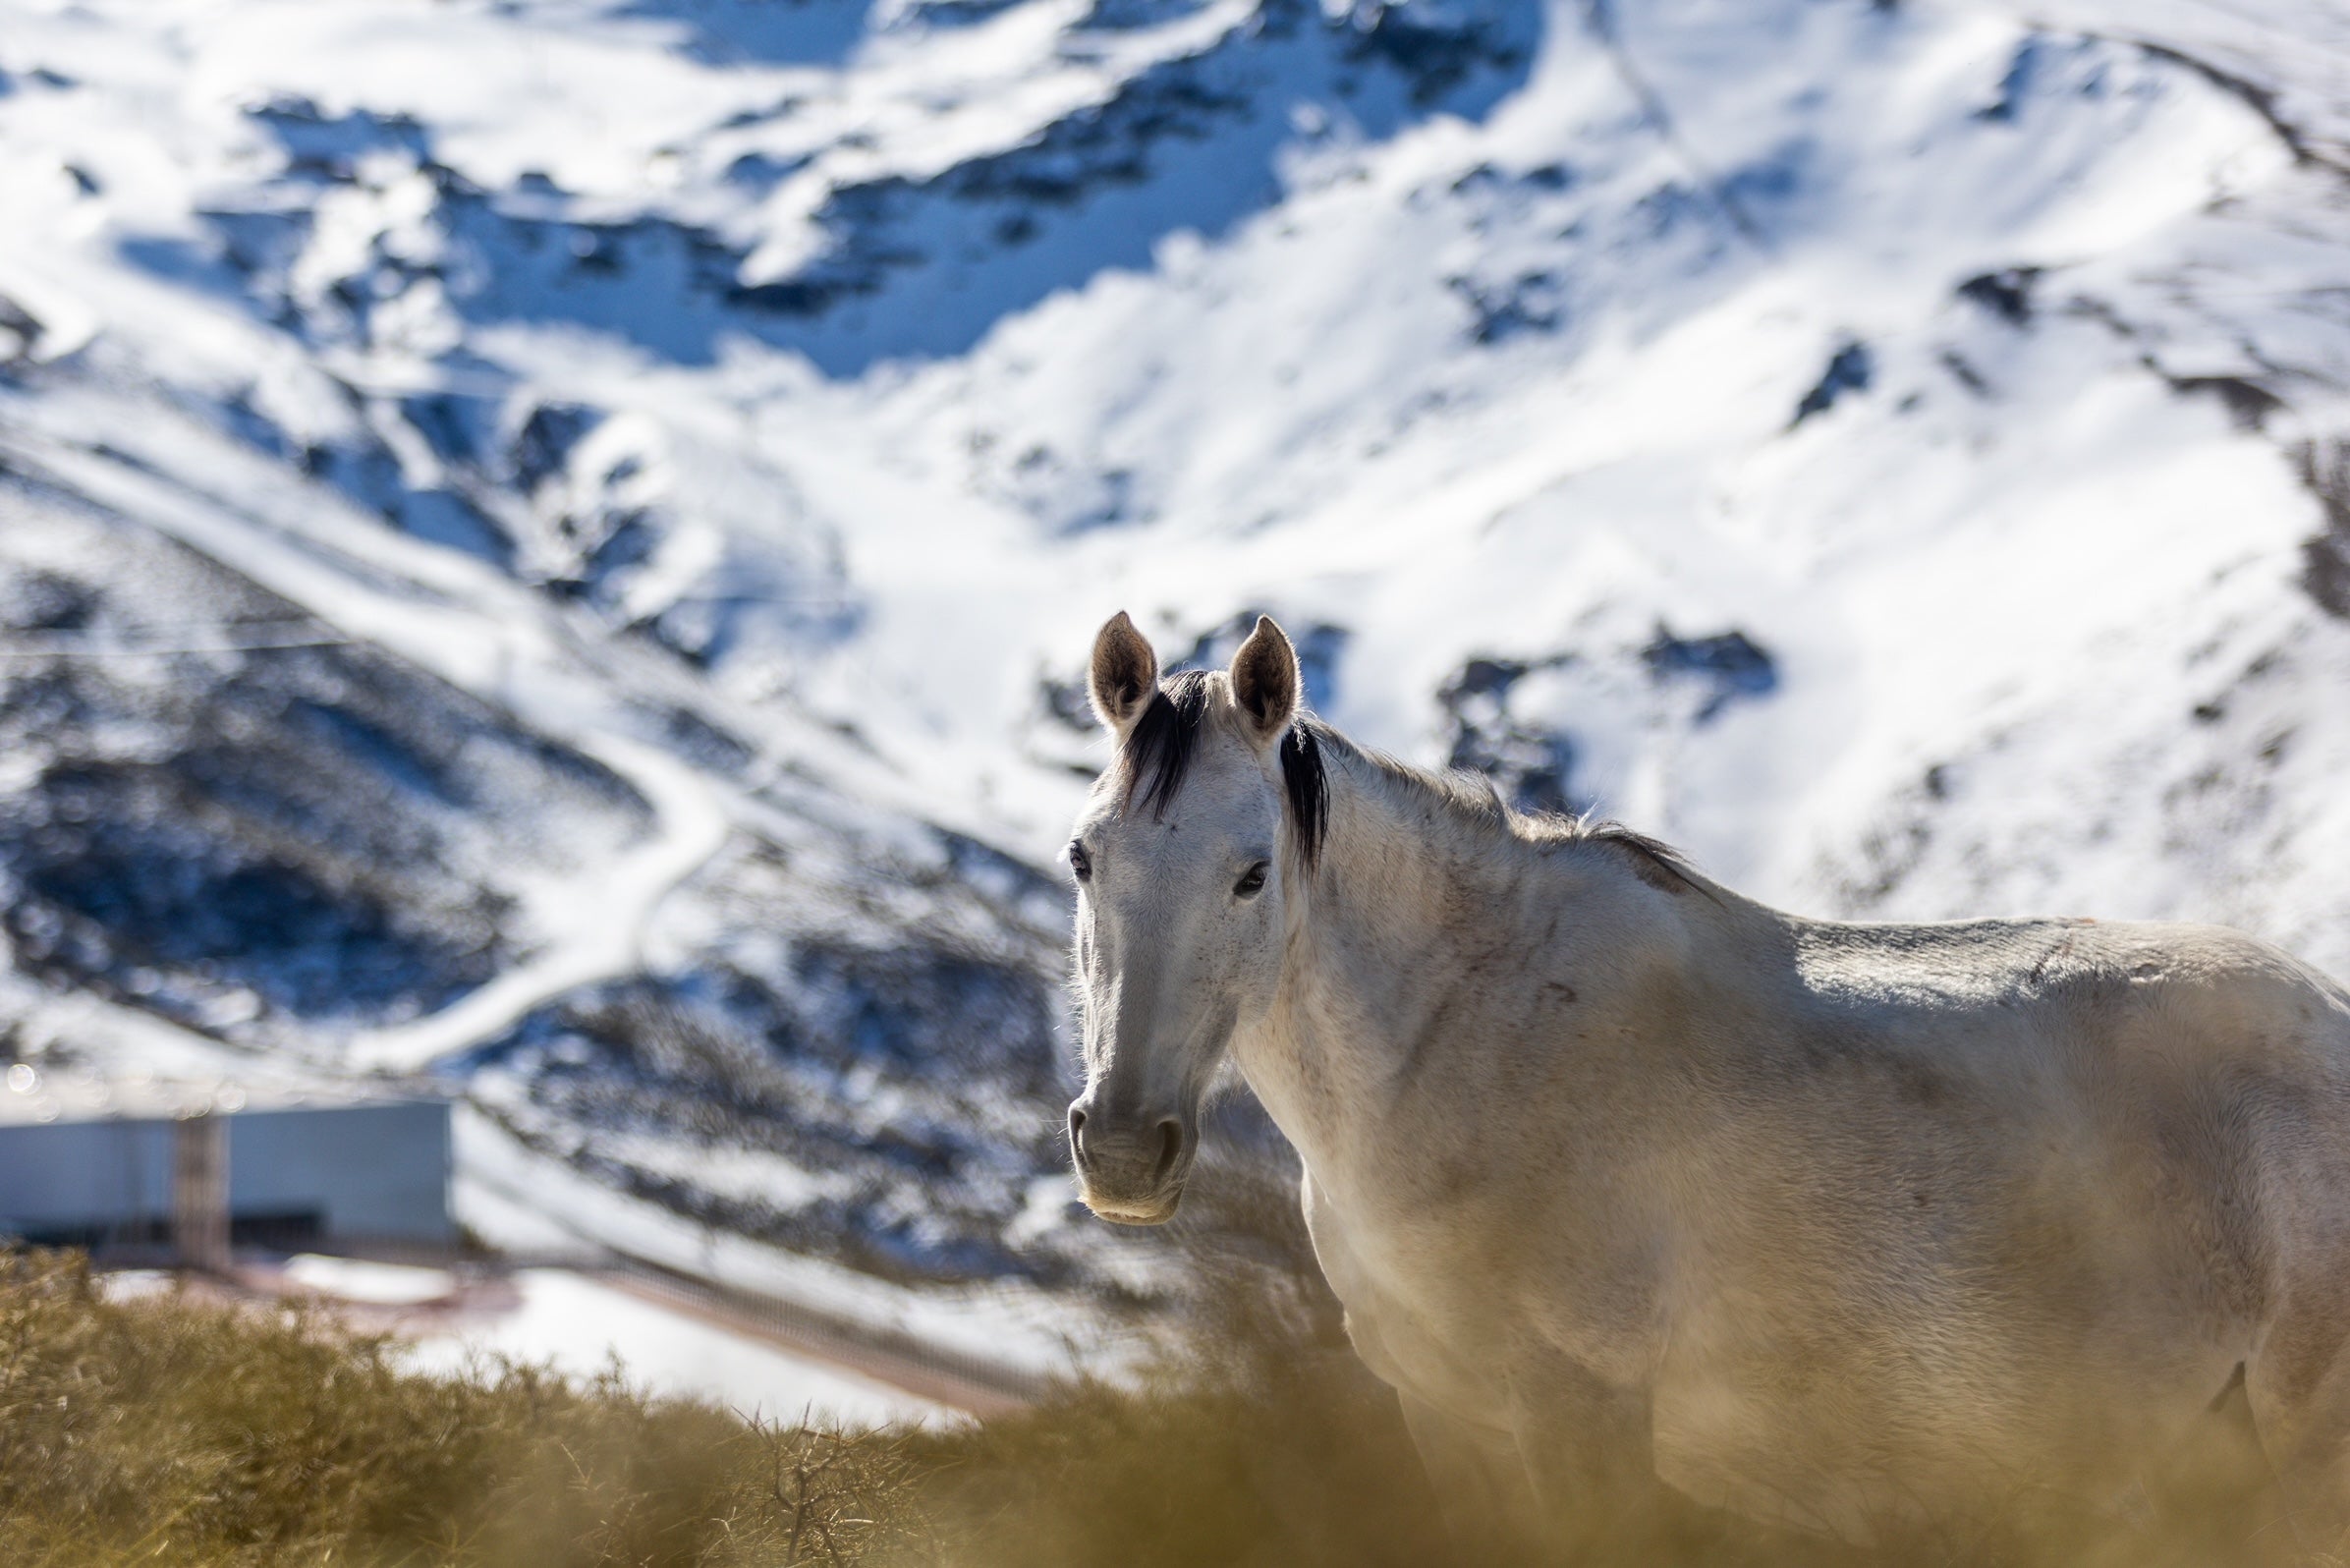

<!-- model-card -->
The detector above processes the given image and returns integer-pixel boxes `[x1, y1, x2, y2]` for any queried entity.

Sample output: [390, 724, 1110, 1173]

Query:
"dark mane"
[1315, 728, 1714, 899]
[1579, 819, 1711, 898]
[1116, 681, 1693, 892]
[1118, 670, 1330, 867]
[1279, 719, 1329, 868]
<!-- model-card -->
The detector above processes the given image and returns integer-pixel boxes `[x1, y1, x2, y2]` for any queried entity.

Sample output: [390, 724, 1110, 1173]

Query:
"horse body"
[1064, 613, 2350, 1544]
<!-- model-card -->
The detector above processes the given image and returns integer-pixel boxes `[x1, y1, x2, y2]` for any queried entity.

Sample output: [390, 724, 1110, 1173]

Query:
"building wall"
[229, 1102, 453, 1242]
[0, 1118, 176, 1241]
[0, 1099, 452, 1247]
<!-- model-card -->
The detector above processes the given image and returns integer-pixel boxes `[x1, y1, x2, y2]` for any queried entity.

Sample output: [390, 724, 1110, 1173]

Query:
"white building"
[0, 1068, 453, 1260]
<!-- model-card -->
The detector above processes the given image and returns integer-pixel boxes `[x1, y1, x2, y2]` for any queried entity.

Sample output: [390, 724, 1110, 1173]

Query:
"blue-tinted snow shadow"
[122, 0, 1542, 380]
[615, 0, 875, 67]
[505, 1, 1539, 374]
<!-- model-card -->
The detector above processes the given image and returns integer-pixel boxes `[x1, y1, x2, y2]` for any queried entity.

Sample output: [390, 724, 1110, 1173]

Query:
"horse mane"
[1582, 819, 1713, 897]
[1117, 672, 1699, 894]
[1319, 727, 1712, 899]
[1119, 670, 1330, 867]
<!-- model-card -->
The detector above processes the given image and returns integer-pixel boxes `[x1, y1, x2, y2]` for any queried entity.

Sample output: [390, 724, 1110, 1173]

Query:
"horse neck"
[1231, 749, 1537, 1169]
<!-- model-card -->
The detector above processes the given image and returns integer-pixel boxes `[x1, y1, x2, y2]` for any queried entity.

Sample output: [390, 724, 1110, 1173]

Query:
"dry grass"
[0, 1249, 927, 1567]
[0, 1245, 2321, 1568]
[905, 1343, 1454, 1568]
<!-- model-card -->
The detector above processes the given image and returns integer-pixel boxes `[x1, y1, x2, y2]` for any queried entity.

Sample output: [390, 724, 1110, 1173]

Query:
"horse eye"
[1234, 862, 1268, 897]
[1069, 842, 1092, 881]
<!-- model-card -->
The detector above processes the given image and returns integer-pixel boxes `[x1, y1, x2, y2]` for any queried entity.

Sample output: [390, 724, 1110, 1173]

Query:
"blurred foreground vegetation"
[0, 1247, 1445, 1568]
[0, 1247, 2312, 1567]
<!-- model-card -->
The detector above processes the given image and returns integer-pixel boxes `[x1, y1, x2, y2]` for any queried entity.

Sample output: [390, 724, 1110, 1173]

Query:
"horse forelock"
[1115, 668, 1329, 868]
[1119, 669, 1214, 819]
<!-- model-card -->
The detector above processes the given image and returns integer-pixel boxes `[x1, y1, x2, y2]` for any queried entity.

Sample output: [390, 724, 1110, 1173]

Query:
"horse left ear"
[1228, 615, 1300, 750]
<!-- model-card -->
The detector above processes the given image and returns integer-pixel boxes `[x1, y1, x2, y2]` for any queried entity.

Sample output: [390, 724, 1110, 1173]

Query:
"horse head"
[1062, 610, 1321, 1224]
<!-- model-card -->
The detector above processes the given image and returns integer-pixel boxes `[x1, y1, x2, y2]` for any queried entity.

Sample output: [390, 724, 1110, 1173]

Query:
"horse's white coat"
[1065, 616, 2350, 1544]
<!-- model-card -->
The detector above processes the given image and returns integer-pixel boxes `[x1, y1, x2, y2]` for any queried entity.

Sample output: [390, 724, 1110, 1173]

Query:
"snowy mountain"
[3, 0, 2348, 1324]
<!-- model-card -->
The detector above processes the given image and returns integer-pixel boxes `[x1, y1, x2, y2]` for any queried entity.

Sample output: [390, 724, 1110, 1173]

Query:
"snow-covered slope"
[3, 0, 2348, 1320]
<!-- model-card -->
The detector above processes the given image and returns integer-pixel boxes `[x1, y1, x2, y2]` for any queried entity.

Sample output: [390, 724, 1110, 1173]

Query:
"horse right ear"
[1089, 611, 1158, 736]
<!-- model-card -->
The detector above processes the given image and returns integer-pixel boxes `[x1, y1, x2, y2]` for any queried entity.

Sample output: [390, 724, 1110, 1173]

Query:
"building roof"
[0, 1064, 432, 1129]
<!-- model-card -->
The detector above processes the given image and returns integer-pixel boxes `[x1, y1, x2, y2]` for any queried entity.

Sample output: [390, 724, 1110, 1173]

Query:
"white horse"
[1064, 610, 2350, 1551]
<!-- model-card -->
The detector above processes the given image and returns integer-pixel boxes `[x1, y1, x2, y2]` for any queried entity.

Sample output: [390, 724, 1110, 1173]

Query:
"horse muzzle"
[1068, 1101, 1195, 1225]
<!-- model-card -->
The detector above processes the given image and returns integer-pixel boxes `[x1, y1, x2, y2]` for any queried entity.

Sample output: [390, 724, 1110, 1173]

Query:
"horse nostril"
[1067, 1105, 1088, 1158]
[1152, 1119, 1184, 1183]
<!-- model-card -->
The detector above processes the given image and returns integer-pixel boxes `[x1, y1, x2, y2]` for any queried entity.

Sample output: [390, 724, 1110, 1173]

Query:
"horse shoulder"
[1300, 1168, 1489, 1407]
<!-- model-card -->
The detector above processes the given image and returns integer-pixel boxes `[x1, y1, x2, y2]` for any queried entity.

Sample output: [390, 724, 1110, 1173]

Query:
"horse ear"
[1088, 611, 1159, 735]
[1228, 615, 1300, 749]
